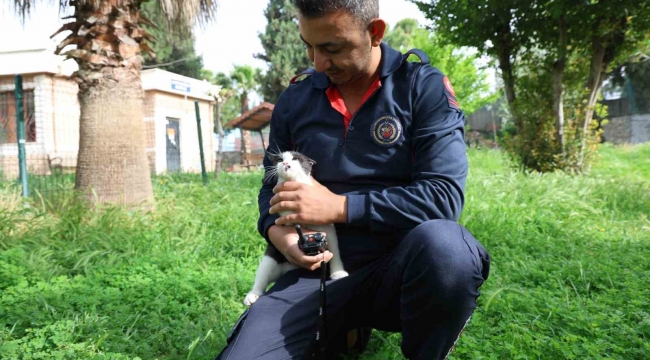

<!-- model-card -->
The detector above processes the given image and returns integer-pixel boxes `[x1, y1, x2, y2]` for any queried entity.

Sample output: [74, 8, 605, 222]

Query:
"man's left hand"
[269, 178, 347, 225]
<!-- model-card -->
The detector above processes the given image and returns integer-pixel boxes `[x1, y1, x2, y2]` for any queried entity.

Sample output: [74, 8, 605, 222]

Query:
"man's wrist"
[336, 195, 348, 224]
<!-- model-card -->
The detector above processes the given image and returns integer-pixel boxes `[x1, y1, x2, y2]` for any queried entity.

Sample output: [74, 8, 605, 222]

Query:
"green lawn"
[1, 143, 649, 359]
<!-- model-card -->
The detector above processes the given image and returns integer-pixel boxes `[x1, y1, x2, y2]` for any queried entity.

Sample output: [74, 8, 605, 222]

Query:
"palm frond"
[10, 0, 70, 21]
[157, 0, 218, 31]
[10, 0, 217, 31]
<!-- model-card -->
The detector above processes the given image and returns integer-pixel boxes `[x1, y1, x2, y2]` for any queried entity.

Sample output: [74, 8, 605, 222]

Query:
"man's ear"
[368, 19, 387, 47]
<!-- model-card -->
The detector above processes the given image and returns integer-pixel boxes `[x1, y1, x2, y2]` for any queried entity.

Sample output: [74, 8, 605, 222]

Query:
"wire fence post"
[194, 101, 208, 185]
[14, 75, 29, 198]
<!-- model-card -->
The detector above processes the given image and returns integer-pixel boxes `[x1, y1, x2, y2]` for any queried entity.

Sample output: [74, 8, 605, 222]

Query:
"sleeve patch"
[443, 76, 456, 97]
[443, 76, 460, 111]
[446, 94, 460, 111]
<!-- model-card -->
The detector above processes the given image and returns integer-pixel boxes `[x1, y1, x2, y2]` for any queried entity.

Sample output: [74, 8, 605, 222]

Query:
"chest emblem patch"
[371, 115, 403, 147]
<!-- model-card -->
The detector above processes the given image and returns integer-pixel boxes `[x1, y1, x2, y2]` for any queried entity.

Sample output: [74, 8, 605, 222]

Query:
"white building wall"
[1, 49, 215, 176]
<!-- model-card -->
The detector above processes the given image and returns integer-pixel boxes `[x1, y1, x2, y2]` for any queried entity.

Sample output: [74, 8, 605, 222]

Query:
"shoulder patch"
[443, 76, 461, 111]
[290, 69, 315, 84]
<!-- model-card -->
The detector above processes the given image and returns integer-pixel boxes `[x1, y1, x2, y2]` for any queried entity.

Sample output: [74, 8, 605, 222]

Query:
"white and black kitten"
[243, 151, 349, 306]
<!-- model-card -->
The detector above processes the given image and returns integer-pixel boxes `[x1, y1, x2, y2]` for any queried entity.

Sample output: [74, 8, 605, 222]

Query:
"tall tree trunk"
[75, 68, 153, 206]
[578, 35, 606, 170]
[552, 14, 568, 156]
[495, 27, 519, 132]
[61, 0, 154, 206]
[240, 94, 252, 165]
[578, 15, 627, 171]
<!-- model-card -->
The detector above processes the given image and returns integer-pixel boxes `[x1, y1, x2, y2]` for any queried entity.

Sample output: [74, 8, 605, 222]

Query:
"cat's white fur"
[244, 151, 348, 306]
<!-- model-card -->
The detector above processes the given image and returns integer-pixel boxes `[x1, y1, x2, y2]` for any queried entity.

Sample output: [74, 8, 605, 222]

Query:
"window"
[0, 90, 36, 145]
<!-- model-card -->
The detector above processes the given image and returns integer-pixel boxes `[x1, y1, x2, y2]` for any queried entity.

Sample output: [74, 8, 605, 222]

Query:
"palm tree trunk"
[75, 67, 153, 205]
[61, 0, 154, 206]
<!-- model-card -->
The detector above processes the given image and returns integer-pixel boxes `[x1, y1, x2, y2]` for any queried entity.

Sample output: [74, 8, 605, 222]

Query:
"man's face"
[298, 11, 373, 85]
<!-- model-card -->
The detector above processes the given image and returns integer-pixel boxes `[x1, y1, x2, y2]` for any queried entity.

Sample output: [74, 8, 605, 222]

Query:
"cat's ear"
[304, 156, 316, 166]
[264, 150, 281, 163]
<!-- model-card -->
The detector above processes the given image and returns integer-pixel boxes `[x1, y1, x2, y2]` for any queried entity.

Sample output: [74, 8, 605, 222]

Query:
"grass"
[1, 143, 649, 359]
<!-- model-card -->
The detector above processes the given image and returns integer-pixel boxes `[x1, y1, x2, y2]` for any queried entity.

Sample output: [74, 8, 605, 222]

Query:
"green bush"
[501, 53, 606, 174]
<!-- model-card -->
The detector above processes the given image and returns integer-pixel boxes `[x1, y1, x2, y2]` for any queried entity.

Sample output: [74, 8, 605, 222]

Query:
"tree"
[526, 0, 650, 170]
[204, 71, 238, 176]
[384, 18, 419, 52]
[384, 19, 497, 115]
[411, 0, 534, 133]
[412, 0, 650, 172]
[570, 1, 650, 169]
[230, 65, 262, 164]
[11, 0, 217, 206]
[140, 1, 204, 79]
[255, 0, 312, 103]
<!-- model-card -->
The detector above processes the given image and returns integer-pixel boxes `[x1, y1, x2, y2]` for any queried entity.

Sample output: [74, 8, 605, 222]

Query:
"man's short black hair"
[293, 0, 379, 26]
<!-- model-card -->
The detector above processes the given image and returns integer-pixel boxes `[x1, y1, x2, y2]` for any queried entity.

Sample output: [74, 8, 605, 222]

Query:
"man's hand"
[267, 225, 333, 271]
[269, 177, 347, 226]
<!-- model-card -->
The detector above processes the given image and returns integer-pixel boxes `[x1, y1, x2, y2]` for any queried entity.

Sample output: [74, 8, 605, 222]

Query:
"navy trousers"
[216, 220, 491, 360]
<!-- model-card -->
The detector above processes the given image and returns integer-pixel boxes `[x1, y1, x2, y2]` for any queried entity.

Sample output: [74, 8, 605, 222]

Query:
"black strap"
[318, 259, 328, 345]
[304, 260, 329, 359]
[403, 48, 430, 64]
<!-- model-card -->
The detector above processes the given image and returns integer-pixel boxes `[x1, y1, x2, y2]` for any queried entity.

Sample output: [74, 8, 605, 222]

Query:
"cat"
[243, 150, 349, 306]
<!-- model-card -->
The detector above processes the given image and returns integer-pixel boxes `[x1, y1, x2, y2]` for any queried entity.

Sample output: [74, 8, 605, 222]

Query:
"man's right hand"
[267, 225, 333, 271]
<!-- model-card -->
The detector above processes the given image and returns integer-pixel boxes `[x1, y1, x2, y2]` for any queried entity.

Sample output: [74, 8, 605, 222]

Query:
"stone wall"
[465, 107, 501, 133]
[603, 115, 650, 145]
[630, 115, 650, 144]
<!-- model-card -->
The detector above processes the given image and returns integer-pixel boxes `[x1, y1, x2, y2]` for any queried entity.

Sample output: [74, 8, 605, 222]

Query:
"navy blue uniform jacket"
[257, 42, 468, 250]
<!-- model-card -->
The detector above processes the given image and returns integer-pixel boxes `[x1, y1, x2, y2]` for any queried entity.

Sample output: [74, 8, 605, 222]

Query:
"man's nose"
[313, 51, 331, 73]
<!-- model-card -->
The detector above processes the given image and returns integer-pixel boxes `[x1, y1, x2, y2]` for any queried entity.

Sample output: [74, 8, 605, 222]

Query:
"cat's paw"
[330, 270, 349, 280]
[243, 292, 261, 306]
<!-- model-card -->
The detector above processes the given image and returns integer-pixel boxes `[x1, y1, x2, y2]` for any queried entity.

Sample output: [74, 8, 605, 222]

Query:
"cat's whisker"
[264, 169, 279, 182]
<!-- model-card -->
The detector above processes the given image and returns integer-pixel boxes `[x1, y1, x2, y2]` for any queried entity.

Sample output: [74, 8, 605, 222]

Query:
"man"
[216, 0, 490, 359]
